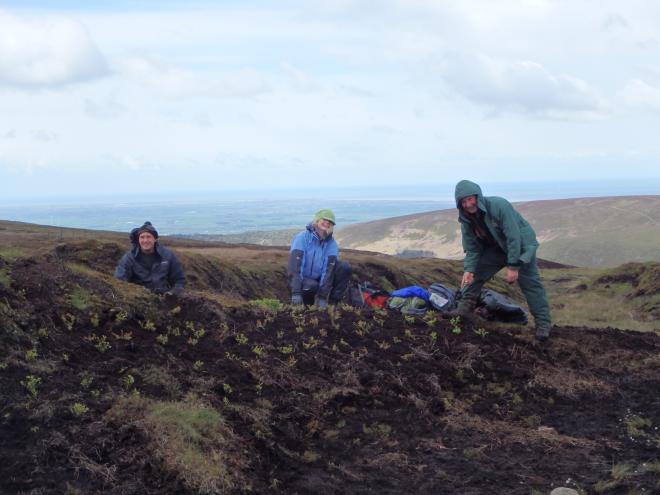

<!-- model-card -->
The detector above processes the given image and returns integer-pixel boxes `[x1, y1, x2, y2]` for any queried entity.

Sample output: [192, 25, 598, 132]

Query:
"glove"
[291, 294, 303, 305]
[317, 298, 328, 308]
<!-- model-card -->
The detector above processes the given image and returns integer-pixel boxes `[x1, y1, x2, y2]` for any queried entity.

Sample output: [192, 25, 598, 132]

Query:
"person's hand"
[505, 268, 519, 284]
[461, 272, 474, 289]
[291, 294, 303, 305]
[317, 298, 328, 308]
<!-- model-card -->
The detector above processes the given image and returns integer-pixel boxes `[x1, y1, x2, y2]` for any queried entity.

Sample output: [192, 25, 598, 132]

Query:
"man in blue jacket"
[115, 221, 186, 294]
[288, 209, 352, 307]
[453, 180, 552, 341]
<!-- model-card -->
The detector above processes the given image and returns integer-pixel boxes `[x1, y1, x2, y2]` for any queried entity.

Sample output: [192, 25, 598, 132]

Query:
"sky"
[1, 0, 660, 200]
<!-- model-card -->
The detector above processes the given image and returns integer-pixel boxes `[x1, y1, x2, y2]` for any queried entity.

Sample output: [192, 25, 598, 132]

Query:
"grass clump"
[250, 298, 283, 312]
[0, 248, 24, 260]
[21, 374, 41, 398]
[106, 395, 247, 493]
[68, 286, 94, 311]
[0, 268, 12, 288]
[70, 402, 89, 416]
[593, 462, 634, 493]
[625, 415, 652, 438]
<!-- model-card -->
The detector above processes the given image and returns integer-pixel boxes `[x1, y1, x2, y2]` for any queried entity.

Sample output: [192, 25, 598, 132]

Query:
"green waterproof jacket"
[455, 180, 539, 273]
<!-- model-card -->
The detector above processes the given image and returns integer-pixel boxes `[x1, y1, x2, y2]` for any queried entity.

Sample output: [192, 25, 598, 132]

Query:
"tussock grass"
[0, 268, 12, 288]
[68, 286, 95, 311]
[542, 267, 660, 332]
[106, 394, 247, 493]
[250, 298, 283, 312]
[624, 415, 652, 438]
[0, 247, 24, 260]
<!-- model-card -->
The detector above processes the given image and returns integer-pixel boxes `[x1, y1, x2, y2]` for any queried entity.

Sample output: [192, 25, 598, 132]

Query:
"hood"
[454, 180, 483, 209]
[306, 222, 334, 241]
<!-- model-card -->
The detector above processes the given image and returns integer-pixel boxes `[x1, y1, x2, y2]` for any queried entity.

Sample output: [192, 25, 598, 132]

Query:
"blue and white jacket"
[287, 223, 339, 298]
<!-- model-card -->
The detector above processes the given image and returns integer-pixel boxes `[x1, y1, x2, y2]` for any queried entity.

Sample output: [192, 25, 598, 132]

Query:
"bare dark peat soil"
[0, 244, 659, 495]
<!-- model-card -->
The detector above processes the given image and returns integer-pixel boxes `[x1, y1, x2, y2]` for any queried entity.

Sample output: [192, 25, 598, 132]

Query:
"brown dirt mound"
[0, 252, 659, 494]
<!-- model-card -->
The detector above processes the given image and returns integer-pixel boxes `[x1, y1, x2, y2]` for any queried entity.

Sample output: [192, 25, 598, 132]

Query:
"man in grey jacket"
[115, 221, 185, 294]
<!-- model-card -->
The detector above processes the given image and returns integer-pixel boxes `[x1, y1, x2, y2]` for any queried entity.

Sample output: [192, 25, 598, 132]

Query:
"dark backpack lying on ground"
[428, 283, 457, 312]
[476, 289, 528, 324]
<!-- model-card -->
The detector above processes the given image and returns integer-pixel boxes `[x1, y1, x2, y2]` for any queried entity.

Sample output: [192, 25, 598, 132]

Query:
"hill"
[0, 220, 659, 494]
[178, 228, 299, 247]
[334, 196, 660, 268]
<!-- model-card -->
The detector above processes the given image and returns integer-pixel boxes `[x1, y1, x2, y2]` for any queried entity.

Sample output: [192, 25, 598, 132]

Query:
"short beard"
[314, 221, 333, 240]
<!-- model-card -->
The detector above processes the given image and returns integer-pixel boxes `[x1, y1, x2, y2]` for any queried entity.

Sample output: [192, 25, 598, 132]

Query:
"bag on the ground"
[388, 295, 428, 315]
[390, 286, 430, 302]
[357, 282, 390, 309]
[349, 284, 365, 307]
[477, 289, 528, 324]
[428, 282, 457, 312]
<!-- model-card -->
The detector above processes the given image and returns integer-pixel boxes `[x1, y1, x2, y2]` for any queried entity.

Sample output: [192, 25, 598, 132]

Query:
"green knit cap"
[314, 209, 336, 225]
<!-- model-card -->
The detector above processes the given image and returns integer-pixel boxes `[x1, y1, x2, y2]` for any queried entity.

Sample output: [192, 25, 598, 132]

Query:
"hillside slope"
[0, 221, 659, 494]
[335, 196, 660, 268]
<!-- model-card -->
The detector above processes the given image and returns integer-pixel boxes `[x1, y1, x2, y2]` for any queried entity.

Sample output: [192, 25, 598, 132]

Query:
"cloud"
[602, 13, 630, 31]
[281, 62, 321, 93]
[118, 55, 270, 99]
[0, 10, 109, 88]
[30, 129, 58, 142]
[621, 79, 660, 111]
[84, 96, 126, 120]
[438, 52, 607, 120]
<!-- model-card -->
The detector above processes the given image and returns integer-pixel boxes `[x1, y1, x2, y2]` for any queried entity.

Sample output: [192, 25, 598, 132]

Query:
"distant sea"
[0, 180, 658, 236]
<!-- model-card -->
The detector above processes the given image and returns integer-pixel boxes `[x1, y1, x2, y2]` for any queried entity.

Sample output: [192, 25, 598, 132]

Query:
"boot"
[535, 326, 551, 342]
[445, 298, 477, 323]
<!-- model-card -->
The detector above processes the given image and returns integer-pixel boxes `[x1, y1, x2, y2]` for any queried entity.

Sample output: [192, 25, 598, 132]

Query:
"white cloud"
[84, 96, 126, 120]
[603, 13, 630, 31]
[30, 129, 58, 142]
[437, 52, 607, 120]
[1, 1, 660, 198]
[117, 54, 271, 99]
[0, 10, 109, 88]
[622, 79, 660, 111]
[281, 62, 321, 93]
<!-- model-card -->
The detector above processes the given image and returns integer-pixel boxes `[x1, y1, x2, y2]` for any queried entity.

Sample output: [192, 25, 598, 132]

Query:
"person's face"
[461, 195, 478, 214]
[138, 232, 156, 253]
[317, 218, 334, 232]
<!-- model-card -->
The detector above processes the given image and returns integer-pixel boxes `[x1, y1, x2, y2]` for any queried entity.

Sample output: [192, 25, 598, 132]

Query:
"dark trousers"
[301, 260, 352, 305]
[461, 247, 552, 329]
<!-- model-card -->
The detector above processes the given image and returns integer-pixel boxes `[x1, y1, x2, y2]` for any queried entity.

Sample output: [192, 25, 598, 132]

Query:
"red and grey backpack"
[359, 282, 390, 309]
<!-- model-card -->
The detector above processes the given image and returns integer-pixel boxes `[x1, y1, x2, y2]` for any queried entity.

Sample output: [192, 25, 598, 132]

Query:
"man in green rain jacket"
[453, 180, 552, 341]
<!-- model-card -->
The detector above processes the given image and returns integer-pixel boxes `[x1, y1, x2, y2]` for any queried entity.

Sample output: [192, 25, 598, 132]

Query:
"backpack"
[477, 289, 528, 324]
[358, 282, 390, 309]
[390, 286, 430, 302]
[428, 283, 457, 312]
[388, 296, 428, 315]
